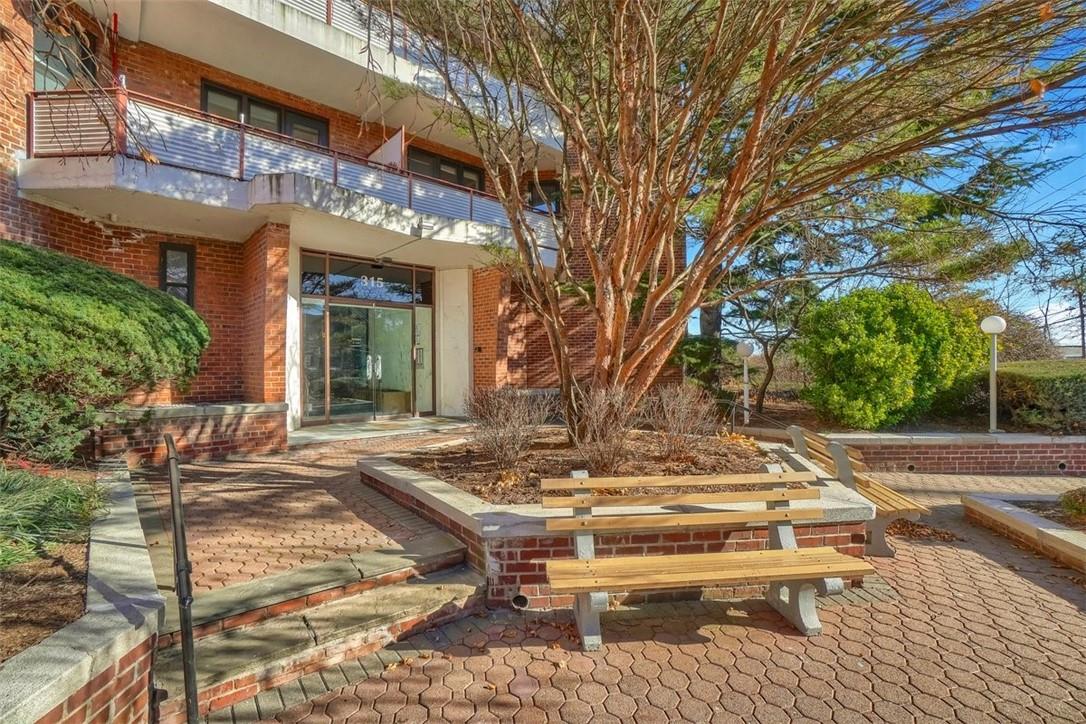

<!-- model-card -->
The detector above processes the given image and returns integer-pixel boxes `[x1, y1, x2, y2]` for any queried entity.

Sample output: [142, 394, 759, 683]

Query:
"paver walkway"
[264, 472, 1086, 723]
[134, 433, 452, 592]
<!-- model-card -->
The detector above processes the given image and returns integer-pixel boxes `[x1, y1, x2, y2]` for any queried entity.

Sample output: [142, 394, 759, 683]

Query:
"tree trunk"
[699, 302, 721, 338]
[754, 343, 776, 413]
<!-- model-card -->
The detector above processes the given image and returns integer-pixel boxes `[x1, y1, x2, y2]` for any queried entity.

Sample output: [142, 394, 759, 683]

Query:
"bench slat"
[546, 547, 874, 593]
[855, 475, 929, 515]
[539, 471, 816, 491]
[545, 507, 824, 532]
[546, 548, 849, 573]
[540, 488, 821, 509]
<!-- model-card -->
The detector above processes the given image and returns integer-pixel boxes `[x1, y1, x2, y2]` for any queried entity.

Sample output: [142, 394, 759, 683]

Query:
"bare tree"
[370, 1, 1086, 437]
[1, 0, 156, 159]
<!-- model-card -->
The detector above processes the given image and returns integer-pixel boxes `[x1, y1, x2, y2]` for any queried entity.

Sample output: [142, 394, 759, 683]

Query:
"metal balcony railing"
[26, 88, 559, 247]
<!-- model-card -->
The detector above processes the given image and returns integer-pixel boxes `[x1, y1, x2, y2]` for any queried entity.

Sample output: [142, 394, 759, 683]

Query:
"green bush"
[795, 284, 986, 429]
[998, 359, 1086, 433]
[0, 464, 104, 569]
[0, 240, 209, 461]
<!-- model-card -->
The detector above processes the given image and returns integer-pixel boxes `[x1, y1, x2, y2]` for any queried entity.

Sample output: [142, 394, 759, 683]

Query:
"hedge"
[0, 240, 210, 461]
[998, 359, 1086, 433]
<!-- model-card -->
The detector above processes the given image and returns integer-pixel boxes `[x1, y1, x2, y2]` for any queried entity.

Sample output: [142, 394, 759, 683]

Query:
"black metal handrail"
[164, 434, 199, 724]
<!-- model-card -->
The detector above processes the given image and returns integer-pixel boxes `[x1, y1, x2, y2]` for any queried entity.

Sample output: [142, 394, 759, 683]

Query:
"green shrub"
[0, 240, 209, 461]
[1061, 487, 1086, 517]
[998, 359, 1086, 433]
[795, 284, 986, 429]
[0, 464, 105, 569]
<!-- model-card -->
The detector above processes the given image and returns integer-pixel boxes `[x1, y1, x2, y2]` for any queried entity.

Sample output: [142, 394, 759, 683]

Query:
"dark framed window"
[160, 243, 195, 306]
[201, 82, 329, 147]
[33, 25, 97, 91]
[528, 179, 562, 215]
[406, 147, 485, 191]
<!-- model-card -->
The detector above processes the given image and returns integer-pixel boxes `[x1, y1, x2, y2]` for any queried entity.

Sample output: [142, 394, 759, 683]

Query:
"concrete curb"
[962, 493, 1086, 573]
[357, 442, 876, 539]
[0, 460, 164, 724]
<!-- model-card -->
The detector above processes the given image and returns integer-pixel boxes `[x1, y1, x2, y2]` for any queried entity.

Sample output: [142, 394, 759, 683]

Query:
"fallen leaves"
[887, 519, 964, 542]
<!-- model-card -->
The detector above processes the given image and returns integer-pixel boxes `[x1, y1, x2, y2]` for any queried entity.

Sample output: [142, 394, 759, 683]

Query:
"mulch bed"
[887, 518, 964, 542]
[392, 430, 778, 505]
[0, 542, 88, 663]
[1016, 500, 1086, 532]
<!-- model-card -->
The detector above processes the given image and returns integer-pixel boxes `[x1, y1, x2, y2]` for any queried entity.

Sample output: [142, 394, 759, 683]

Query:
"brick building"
[2, 0, 581, 459]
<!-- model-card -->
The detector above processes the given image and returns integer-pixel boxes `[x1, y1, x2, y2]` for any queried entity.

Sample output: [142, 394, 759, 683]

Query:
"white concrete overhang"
[16, 156, 557, 268]
[76, 0, 563, 168]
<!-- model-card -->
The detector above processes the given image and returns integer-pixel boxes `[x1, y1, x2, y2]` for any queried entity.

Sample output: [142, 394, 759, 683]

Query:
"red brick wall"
[35, 637, 155, 724]
[486, 524, 867, 609]
[241, 224, 289, 403]
[111, 30, 490, 183]
[0, 2, 250, 405]
[98, 408, 287, 466]
[846, 441, 1086, 475]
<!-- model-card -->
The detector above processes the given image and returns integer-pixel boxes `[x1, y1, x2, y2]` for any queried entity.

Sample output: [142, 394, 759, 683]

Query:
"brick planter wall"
[486, 524, 867, 609]
[36, 638, 155, 724]
[96, 403, 288, 466]
[360, 466, 870, 610]
[830, 434, 1086, 475]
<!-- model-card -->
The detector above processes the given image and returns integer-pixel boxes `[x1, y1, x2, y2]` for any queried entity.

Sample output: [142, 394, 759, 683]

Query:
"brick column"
[241, 223, 289, 403]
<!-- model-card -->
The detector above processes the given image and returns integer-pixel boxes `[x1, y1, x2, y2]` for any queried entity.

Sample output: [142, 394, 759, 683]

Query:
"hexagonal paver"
[238, 470, 1086, 724]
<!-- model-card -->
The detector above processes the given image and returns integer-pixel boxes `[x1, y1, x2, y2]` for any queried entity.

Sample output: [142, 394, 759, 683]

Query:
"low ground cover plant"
[0, 240, 209, 461]
[0, 464, 104, 569]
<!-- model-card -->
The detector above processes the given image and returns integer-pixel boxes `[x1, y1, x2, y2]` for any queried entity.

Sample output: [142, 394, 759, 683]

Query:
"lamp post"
[736, 341, 756, 426]
[980, 315, 1006, 433]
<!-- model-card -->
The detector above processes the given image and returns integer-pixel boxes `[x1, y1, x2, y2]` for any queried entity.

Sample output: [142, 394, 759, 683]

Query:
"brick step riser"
[157, 551, 465, 649]
[157, 592, 485, 723]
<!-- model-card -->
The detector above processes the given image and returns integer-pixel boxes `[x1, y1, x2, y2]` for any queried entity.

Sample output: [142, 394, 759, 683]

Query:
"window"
[407, 148, 485, 191]
[201, 83, 329, 147]
[160, 244, 195, 306]
[528, 179, 562, 215]
[33, 25, 97, 91]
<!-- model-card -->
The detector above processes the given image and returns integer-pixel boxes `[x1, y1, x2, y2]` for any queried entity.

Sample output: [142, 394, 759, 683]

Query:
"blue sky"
[689, 122, 1086, 345]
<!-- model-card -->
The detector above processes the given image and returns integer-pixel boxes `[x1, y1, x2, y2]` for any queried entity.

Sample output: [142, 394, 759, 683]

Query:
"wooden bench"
[541, 470, 875, 651]
[787, 426, 930, 557]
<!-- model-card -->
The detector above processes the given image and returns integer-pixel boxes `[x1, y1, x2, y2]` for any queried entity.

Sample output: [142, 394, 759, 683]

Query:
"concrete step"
[156, 565, 485, 722]
[158, 530, 466, 646]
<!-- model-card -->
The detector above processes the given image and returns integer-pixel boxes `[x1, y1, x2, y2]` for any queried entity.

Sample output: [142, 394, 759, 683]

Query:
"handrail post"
[407, 174, 413, 209]
[115, 87, 128, 156]
[469, 188, 474, 221]
[332, 151, 338, 186]
[326, 0, 333, 24]
[164, 434, 199, 724]
[25, 93, 33, 158]
[238, 120, 246, 180]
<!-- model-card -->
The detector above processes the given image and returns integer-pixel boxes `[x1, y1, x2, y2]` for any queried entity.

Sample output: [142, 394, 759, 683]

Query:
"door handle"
[365, 354, 372, 381]
[375, 354, 383, 382]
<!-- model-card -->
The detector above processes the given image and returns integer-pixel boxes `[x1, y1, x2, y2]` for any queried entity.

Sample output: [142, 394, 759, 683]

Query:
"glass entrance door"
[328, 303, 376, 419]
[370, 307, 413, 416]
[300, 252, 435, 423]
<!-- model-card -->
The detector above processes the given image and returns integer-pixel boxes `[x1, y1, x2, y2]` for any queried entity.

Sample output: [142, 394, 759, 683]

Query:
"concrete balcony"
[18, 89, 558, 266]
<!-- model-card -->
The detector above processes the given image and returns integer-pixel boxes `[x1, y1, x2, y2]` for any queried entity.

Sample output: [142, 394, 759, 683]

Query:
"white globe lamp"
[736, 342, 756, 425]
[980, 315, 1006, 433]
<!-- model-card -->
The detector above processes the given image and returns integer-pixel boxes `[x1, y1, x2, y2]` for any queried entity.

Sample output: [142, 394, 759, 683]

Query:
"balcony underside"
[17, 157, 547, 268]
